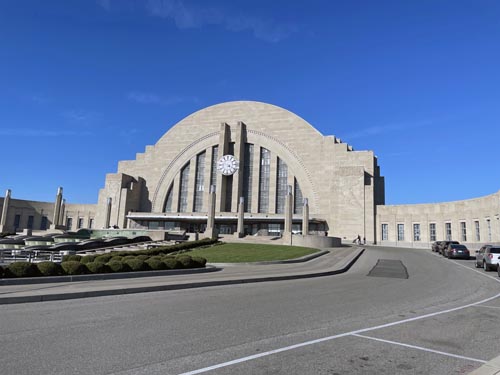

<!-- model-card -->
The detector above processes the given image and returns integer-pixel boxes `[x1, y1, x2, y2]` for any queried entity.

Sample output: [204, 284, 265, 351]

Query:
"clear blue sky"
[1, 0, 499, 205]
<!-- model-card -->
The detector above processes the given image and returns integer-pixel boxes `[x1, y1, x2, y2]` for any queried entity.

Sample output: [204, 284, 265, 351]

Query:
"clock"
[217, 155, 239, 176]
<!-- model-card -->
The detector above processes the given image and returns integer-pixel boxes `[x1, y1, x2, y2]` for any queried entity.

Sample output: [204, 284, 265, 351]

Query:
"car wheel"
[475, 261, 481, 268]
[484, 262, 490, 272]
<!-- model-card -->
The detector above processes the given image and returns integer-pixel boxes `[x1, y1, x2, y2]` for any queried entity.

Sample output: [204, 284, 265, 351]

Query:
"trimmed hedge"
[80, 255, 97, 264]
[191, 256, 207, 267]
[106, 260, 131, 273]
[0, 239, 211, 279]
[176, 255, 195, 268]
[162, 258, 181, 269]
[94, 254, 113, 263]
[124, 258, 149, 272]
[85, 262, 109, 274]
[62, 255, 82, 262]
[7, 262, 41, 278]
[61, 261, 87, 275]
[37, 261, 63, 276]
[144, 258, 166, 270]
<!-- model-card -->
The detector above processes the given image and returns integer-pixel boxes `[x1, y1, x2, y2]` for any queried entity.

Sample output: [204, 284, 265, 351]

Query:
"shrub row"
[62, 237, 218, 262]
[0, 254, 207, 278]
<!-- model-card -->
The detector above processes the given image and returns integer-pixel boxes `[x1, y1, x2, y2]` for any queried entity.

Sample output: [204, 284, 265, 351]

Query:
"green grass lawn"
[186, 243, 319, 263]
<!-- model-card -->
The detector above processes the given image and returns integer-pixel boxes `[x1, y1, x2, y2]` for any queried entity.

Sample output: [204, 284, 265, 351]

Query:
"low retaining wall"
[282, 234, 341, 248]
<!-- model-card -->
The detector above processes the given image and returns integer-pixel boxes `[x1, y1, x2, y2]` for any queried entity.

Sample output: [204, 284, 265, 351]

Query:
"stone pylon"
[105, 197, 112, 229]
[59, 199, 66, 226]
[302, 198, 309, 235]
[50, 187, 63, 229]
[236, 197, 245, 238]
[0, 189, 12, 233]
[205, 185, 217, 239]
[284, 185, 293, 234]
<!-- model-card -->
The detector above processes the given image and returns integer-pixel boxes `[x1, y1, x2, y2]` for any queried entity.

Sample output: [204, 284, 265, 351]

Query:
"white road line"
[475, 305, 500, 310]
[352, 333, 487, 364]
[450, 261, 500, 284]
[178, 260, 500, 375]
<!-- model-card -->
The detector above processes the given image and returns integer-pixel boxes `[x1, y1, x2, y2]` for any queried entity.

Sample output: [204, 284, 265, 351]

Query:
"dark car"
[432, 241, 444, 252]
[439, 240, 460, 255]
[445, 244, 470, 259]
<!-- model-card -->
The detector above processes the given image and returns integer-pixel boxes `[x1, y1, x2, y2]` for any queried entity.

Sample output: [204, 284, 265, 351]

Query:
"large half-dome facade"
[95, 101, 385, 241]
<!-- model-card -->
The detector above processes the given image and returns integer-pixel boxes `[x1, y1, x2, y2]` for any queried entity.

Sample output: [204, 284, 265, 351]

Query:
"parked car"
[444, 244, 470, 259]
[439, 240, 459, 255]
[475, 245, 500, 271]
[431, 241, 443, 252]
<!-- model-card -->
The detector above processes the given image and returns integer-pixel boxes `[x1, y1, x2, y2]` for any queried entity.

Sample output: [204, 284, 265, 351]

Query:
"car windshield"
[490, 248, 500, 254]
[453, 245, 466, 249]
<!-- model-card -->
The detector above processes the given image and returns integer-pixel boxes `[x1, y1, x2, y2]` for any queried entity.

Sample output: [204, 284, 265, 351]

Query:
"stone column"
[105, 197, 112, 229]
[205, 185, 217, 239]
[0, 189, 11, 232]
[236, 197, 245, 238]
[50, 187, 63, 229]
[284, 185, 293, 233]
[59, 199, 66, 226]
[302, 198, 309, 235]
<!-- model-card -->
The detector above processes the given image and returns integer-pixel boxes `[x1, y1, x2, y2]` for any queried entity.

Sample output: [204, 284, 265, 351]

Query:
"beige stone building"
[1, 101, 498, 249]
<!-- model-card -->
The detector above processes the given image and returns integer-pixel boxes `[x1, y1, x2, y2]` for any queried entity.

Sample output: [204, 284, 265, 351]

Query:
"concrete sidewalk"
[0, 246, 363, 305]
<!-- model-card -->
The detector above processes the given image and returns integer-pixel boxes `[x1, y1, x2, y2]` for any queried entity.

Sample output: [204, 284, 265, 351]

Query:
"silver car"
[475, 245, 500, 271]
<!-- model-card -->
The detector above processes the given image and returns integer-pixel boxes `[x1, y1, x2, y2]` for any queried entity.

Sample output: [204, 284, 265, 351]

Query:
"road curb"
[468, 355, 500, 375]
[210, 249, 330, 266]
[0, 248, 365, 305]
[0, 265, 220, 286]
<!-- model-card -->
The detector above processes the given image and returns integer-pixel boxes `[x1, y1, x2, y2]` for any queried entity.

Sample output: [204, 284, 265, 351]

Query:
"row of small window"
[12, 214, 94, 231]
[381, 219, 494, 242]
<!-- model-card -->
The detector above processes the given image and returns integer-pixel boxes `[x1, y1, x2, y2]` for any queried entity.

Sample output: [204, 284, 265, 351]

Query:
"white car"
[475, 245, 500, 271]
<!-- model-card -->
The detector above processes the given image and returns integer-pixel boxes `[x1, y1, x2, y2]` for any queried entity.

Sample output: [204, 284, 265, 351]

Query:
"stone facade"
[0, 193, 96, 233]
[95, 101, 384, 241]
[2, 100, 497, 249]
[377, 190, 500, 249]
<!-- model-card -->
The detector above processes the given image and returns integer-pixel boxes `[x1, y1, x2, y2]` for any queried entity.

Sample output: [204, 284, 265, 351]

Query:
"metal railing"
[0, 249, 64, 265]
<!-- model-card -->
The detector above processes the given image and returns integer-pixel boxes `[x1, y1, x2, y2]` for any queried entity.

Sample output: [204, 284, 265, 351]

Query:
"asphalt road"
[1, 245, 499, 375]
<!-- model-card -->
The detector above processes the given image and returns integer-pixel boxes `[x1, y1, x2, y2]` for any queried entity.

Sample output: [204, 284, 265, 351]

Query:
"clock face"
[217, 155, 239, 176]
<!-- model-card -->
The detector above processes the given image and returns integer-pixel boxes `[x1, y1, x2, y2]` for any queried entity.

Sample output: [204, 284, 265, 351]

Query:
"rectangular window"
[381, 223, 388, 241]
[413, 223, 420, 241]
[27, 215, 34, 230]
[66, 217, 73, 230]
[40, 216, 48, 230]
[164, 185, 173, 213]
[294, 179, 303, 215]
[210, 146, 218, 189]
[89, 218, 94, 229]
[445, 222, 452, 241]
[242, 143, 254, 212]
[258, 148, 271, 213]
[14, 214, 20, 230]
[460, 222, 467, 242]
[193, 152, 206, 212]
[178, 163, 190, 212]
[487, 219, 492, 241]
[77, 217, 84, 229]
[397, 224, 404, 241]
[275, 158, 288, 214]
[268, 223, 281, 235]
[475, 220, 480, 242]
[429, 223, 436, 242]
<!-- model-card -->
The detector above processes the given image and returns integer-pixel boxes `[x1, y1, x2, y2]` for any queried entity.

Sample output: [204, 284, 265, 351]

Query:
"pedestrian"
[357, 234, 361, 244]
